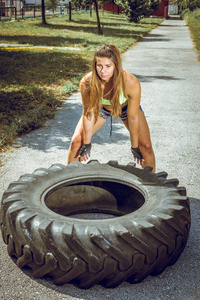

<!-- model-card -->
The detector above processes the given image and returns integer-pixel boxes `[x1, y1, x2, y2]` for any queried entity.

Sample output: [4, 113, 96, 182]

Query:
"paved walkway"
[0, 17, 200, 300]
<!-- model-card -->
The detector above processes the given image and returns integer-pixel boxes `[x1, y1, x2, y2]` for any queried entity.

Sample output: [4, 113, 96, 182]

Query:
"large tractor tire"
[0, 161, 190, 289]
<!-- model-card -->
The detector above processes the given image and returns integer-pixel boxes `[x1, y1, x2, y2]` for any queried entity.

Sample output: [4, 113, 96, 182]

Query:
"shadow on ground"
[17, 94, 130, 154]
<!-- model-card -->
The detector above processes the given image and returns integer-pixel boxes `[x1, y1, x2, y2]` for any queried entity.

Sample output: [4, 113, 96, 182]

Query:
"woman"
[67, 44, 155, 172]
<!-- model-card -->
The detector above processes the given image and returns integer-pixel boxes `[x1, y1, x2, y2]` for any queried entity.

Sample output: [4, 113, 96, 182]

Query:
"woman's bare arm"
[80, 74, 94, 144]
[126, 72, 141, 148]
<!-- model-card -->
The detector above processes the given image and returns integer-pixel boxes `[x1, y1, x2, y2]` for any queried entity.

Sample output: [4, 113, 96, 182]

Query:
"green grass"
[0, 12, 163, 148]
[0, 88, 61, 147]
[182, 8, 200, 60]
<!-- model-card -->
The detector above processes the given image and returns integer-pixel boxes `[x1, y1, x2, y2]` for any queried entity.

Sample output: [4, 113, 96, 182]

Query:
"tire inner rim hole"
[44, 180, 145, 220]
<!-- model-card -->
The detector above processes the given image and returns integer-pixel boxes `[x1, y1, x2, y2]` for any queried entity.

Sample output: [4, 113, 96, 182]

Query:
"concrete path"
[0, 17, 200, 299]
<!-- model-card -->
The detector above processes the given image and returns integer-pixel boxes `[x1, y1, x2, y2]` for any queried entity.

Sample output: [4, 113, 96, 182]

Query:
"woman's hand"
[79, 143, 92, 164]
[131, 147, 144, 166]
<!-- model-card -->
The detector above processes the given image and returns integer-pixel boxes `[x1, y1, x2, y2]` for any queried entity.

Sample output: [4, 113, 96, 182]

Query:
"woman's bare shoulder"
[80, 72, 92, 87]
[123, 70, 141, 96]
[123, 70, 140, 85]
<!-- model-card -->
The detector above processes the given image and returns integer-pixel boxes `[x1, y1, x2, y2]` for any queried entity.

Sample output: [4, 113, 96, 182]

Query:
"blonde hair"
[81, 44, 124, 122]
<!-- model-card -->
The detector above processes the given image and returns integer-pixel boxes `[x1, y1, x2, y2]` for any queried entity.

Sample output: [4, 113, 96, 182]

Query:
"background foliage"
[176, 0, 200, 11]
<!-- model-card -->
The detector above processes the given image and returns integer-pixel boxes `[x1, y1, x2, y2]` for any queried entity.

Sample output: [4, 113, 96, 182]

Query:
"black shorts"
[100, 105, 144, 121]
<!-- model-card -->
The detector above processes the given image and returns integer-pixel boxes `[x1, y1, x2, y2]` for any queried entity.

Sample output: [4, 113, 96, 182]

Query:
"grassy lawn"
[182, 8, 200, 60]
[0, 12, 163, 148]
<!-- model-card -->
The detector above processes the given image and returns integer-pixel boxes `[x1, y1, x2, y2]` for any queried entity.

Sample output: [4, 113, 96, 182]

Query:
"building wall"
[103, 3, 123, 14]
[23, 0, 69, 4]
[153, 0, 169, 18]
[168, 0, 178, 15]
[1, 0, 22, 11]
[0, 0, 69, 11]
[1, 0, 69, 6]
[103, 0, 169, 18]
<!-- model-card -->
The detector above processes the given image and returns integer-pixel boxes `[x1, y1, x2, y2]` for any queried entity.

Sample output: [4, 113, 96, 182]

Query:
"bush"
[182, 8, 200, 60]
[177, 0, 200, 12]
[180, 8, 191, 19]
[120, 0, 149, 23]
[120, 0, 161, 22]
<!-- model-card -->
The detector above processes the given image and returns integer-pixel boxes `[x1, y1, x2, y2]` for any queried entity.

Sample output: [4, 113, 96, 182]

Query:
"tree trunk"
[41, 0, 47, 25]
[69, 1, 72, 21]
[94, 0, 103, 34]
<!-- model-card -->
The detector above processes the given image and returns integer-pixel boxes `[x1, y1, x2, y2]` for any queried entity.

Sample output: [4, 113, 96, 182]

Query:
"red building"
[103, 0, 169, 19]
[103, 2, 123, 14]
[153, 0, 169, 18]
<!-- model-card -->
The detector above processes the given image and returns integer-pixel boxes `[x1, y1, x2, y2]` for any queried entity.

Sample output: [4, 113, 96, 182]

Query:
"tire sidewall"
[10, 163, 174, 225]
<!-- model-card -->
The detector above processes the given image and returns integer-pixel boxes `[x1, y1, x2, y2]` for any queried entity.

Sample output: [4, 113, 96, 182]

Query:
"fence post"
[9, 0, 11, 19]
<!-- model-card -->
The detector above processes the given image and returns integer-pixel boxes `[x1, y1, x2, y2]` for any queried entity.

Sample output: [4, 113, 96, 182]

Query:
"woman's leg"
[123, 111, 156, 172]
[67, 115, 107, 164]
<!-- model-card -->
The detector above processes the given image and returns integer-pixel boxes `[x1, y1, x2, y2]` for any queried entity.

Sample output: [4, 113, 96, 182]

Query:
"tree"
[176, 0, 200, 11]
[94, 0, 103, 33]
[149, 0, 160, 13]
[119, 0, 161, 23]
[45, 0, 59, 8]
[42, 0, 47, 24]
[69, 1, 72, 21]
[75, 0, 103, 34]
[120, 0, 149, 22]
